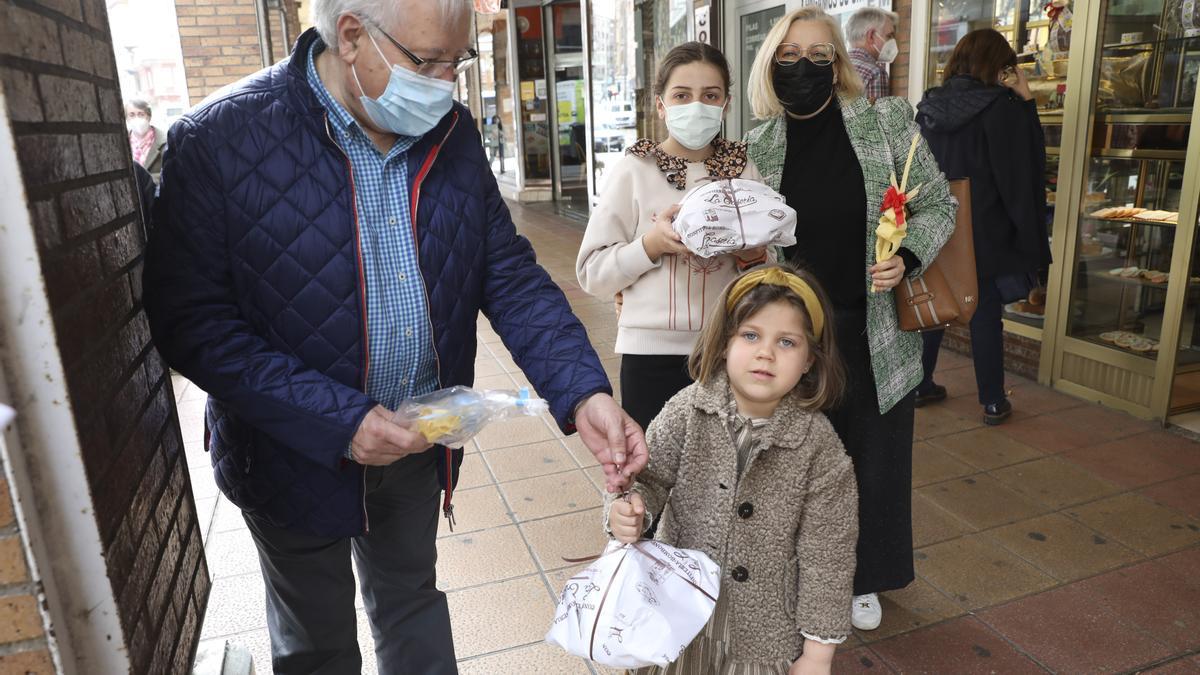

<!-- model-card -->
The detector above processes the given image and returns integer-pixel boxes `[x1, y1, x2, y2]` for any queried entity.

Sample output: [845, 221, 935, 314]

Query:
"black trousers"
[620, 353, 693, 432]
[920, 277, 1006, 405]
[825, 308, 916, 596]
[244, 451, 457, 675]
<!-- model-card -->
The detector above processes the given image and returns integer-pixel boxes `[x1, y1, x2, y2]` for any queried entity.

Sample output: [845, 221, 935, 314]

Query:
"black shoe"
[915, 384, 947, 408]
[984, 399, 1013, 425]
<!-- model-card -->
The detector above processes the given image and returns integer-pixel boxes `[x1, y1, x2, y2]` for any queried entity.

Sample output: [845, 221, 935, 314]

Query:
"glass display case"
[1047, 0, 1200, 417]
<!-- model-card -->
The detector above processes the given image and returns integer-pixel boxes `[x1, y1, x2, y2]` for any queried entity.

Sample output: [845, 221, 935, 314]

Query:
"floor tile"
[457, 642, 591, 675]
[911, 491, 975, 547]
[872, 616, 1047, 674]
[1006, 380, 1085, 413]
[453, 454, 493, 491]
[446, 575, 555, 659]
[990, 513, 1140, 581]
[928, 365, 984, 399]
[472, 373, 517, 391]
[856, 578, 963, 643]
[520, 509, 609, 572]
[1053, 405, 1158, 441]
[499, 471, 602, 522]
[474, 415, 556, 451]
[205, 528, 262, 579]
[915, 534, 1056, 610]
[916, 474, 1049, 531]
[979, 583, 1173, 673]
[914, 406, 981, 441]
[991, 457, 1123, 509]
[210, 496, 247, 535]
[436, 526, 538, 591]
[912, 441, 975, 487]
[473, 358, 506, 378]
[831, 646, 894, 673]
[1068, 493, 1200, 557]
[928, 427, 1044, 470]
[195, 496, 217, 543]
[1074, 558, 1200, 651]
[1062, 436, 1196, 489]
[485, 440, 578, 483]
[1138, 657, 1200, 674]
[562, 435, 599, 468]
[1156, 546, 1200, 580]
[998, 412, 1111, 453]
[1141, 475, 1200, 520]
[199, 573, 267, 639]
[439, 485, 513, 538]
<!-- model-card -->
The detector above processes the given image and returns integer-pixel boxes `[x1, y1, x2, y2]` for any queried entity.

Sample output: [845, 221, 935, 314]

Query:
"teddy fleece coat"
[611, 373, 859, 666]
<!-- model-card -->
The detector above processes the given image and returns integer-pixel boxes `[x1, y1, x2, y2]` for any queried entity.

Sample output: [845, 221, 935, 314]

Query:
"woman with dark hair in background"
[914, 29, 1052, 425]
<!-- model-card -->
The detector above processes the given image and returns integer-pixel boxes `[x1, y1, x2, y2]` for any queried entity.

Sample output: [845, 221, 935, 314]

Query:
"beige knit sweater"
[607, 373, 859, 666]
[576, 144, 764, 355]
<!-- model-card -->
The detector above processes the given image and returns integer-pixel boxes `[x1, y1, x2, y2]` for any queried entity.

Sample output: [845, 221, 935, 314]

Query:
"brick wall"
[890, 0, 913, 97]
[942, 325, 1043, 380]
[0, 0, 208, 672]
[0, 462, 54, 672]
[175, 0, 300, 104]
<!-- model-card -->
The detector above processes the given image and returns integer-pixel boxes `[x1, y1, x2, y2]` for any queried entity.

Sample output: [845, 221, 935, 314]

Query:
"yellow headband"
[726, 268, 825, 338]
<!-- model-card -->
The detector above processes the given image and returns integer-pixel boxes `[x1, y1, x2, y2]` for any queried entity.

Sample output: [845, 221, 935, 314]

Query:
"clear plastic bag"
[392, 386, 549, 447]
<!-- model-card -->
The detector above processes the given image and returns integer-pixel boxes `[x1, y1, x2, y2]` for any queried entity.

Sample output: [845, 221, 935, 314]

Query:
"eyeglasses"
[774, 42, 836, 67]
[369, 21, 479, 77]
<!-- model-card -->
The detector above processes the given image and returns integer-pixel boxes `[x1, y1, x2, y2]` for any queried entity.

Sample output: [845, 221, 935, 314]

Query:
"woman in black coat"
[914, 29, 1052, 424]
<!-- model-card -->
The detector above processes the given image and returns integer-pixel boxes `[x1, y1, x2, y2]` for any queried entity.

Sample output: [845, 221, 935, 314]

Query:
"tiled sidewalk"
[183, 202, 1200, 674]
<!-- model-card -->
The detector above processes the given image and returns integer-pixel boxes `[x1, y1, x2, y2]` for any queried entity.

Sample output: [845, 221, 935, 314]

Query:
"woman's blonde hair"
[746, 6, 864, 120]
[689, 264, 845, 411]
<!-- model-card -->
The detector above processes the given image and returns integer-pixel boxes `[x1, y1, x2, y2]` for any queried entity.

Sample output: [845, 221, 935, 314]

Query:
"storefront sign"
[521, 81, 536, 101]
[695, 5, 710, 44]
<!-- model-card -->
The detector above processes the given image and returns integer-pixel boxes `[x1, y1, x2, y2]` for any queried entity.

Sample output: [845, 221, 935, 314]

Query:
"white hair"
[844, 7, 899, 46]
[310, 0, 471, 47]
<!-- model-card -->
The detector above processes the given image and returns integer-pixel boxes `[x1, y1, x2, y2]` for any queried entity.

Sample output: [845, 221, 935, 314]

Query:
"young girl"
[607, 265, 858, 675]
[576, 42, 768, 433]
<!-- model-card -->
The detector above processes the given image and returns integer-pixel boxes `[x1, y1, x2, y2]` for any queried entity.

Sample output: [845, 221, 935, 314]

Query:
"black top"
[916, 75, 1051, 279]
[779, 102, 870, 310]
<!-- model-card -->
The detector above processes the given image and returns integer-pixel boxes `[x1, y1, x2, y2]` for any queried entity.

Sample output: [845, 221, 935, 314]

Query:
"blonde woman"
[744, 6, 955, 631]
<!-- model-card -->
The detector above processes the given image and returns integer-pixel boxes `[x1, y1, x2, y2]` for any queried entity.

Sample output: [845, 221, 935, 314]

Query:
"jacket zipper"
[410, 112, 459, 529]
[325, 114, 373, 534]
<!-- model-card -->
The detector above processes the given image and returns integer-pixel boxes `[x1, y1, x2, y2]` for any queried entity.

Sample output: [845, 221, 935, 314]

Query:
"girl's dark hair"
[943, 29, 1018, 85]
[688, 263, 845, 411]
[653, 41, 733, 96]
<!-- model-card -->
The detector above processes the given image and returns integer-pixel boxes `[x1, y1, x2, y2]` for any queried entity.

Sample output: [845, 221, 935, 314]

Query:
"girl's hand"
[643, 204, 689, 262]
[790, 642, 835, 675]
[609, 492, 646, 544]
[734, 246, 768, 263]
[868, 255, 906, 291]
[614, 291, 623, 318]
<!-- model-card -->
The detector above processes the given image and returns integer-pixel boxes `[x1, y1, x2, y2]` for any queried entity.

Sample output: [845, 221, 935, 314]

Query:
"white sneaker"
[851, 593, 882, 630]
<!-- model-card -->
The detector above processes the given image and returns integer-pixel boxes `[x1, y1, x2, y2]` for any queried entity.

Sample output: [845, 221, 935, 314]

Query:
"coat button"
[731, 565, 749, 582]
[738, 502, 754, 519]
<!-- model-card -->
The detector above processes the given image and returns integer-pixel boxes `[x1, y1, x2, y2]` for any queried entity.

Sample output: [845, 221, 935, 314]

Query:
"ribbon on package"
[873, 134, 923, 290]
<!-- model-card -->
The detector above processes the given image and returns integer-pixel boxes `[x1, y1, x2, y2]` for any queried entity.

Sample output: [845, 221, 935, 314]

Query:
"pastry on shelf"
[1140, 269, 1169, 284]
[1133, 210, 1179, 224]
[1096, 330, 1159, 353]
[1108, 266, 1142, 277]
[1090, 206, 1147, 219]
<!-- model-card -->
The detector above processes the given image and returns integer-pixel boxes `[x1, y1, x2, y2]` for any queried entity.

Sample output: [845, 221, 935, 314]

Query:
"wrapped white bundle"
[672, 178, 797, 258]
[545, 540, 721, 669]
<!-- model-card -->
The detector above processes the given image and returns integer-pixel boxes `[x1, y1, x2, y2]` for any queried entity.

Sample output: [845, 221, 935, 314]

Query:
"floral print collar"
[626, 137, 749, 190]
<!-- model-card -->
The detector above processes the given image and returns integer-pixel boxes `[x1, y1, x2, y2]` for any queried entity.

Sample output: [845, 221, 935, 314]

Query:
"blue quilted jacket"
[144, 29, 611, 538]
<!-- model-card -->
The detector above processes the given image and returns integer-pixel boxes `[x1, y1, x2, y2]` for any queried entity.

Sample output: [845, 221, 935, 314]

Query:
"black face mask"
[772, 60, 835, 116]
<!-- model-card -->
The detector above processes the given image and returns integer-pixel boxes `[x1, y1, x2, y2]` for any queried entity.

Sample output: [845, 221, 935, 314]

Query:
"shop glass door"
[515, 4, 552, 182]
[478, 11, 518, 176]
[546, 0, 590, 214]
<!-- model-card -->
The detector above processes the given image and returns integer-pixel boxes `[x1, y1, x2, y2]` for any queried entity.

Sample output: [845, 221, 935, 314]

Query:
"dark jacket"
[144, 29, 611, 538]
[141, 125, 169, 184]
[916, 75, 1051, 279]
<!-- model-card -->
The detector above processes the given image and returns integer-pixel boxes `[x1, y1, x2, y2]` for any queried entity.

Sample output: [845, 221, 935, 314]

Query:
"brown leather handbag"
[894, 179, 978, 332]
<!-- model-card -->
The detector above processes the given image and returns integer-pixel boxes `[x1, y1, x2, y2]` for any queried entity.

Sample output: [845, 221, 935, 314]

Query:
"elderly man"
[846, 7, 900, 103]
[143, 1, 646, 672]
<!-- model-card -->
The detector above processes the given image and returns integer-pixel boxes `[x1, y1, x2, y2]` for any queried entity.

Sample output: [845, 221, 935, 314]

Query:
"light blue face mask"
[661, 98, 726, 150]
[352, 31, 455, 138]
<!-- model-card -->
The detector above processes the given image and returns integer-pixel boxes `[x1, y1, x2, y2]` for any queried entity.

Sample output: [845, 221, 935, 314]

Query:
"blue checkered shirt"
[307, 43, 439, 416]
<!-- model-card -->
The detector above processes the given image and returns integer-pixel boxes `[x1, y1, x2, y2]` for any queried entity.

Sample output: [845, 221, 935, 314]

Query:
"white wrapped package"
[545, 540, 721, 668]
[672, 178, 797, 258]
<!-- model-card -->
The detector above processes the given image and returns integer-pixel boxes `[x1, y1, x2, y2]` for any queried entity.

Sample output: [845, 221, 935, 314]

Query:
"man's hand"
[350, 405, 432, 466]
[1001, 65, 1034, 101]
[609, 493, 646, 543]
[642, 204, 689, 262]
[868, 255, 906, 291]
[574, 394, 648, 492]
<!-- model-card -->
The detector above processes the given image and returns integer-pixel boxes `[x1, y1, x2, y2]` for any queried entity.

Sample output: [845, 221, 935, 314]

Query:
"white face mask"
[877, 37, 899, 64]
[127, 117, 150, 135]
[661, 99, 725, 150]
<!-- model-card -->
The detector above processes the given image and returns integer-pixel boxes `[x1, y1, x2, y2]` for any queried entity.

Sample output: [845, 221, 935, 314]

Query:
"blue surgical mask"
[352, 31, 455, 138]
[661, 99, 726, 150]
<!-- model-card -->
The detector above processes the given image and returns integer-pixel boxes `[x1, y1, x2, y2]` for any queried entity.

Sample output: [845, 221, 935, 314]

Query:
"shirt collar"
[849, 47, 879, 65]
[307, 40, 361, 138]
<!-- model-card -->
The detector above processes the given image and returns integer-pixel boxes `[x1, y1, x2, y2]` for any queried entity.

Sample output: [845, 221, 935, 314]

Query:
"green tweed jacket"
[746, 95, 956, 413]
